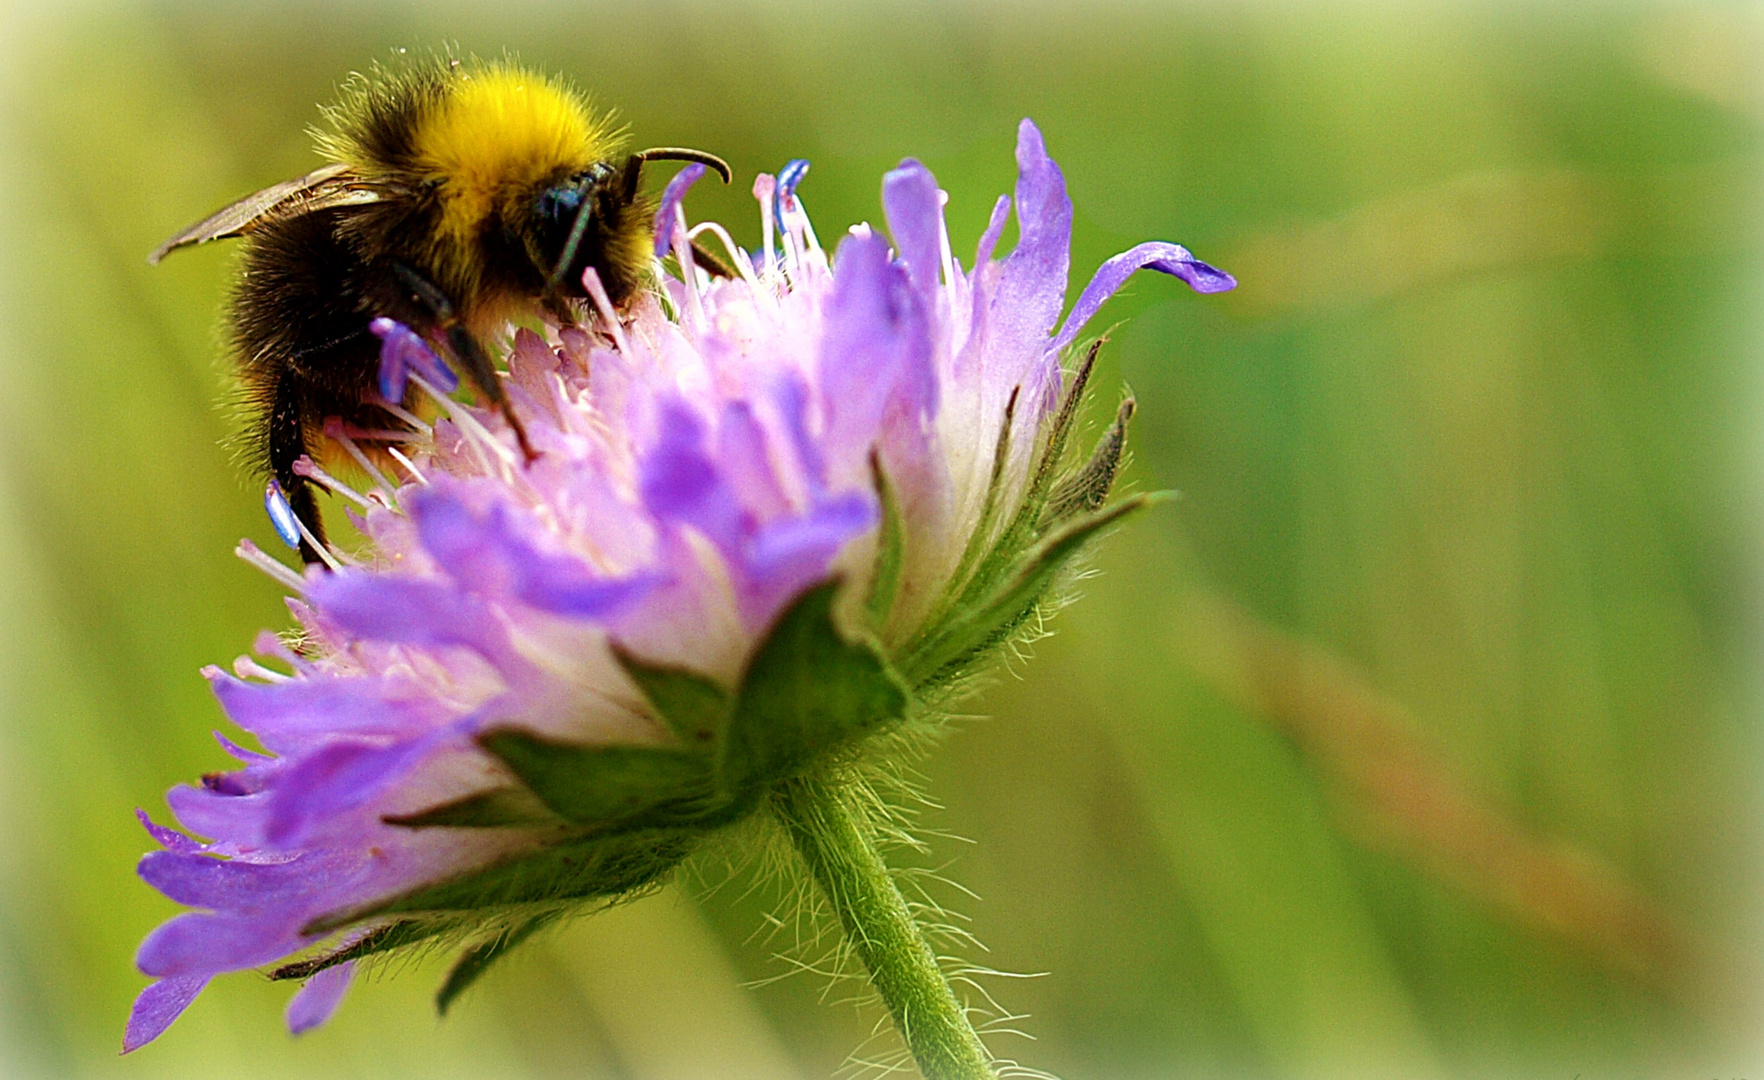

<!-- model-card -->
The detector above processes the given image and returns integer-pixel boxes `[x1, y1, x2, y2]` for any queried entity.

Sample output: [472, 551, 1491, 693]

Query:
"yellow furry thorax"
[410, 64, 619, 249]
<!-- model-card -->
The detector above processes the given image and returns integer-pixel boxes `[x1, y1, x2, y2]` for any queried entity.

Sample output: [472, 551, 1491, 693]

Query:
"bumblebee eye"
[537, 163, 617, 221]
[536, 185, 585, 225]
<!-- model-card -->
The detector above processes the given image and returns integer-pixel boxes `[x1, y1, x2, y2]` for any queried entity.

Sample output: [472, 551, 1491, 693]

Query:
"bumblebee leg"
[268, 377, 329, 567]
[445, 323, 538, 463]
[390, 262, 538, 463]
[688, 238, 737, 280]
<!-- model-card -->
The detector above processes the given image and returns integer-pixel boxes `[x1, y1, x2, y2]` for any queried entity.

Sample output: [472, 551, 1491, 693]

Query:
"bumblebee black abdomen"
[234, 208, 385, 396]
[232, 207, 406, 559]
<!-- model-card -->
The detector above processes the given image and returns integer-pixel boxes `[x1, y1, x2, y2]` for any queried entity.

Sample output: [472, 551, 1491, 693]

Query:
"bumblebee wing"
[148, 163, 382, 264]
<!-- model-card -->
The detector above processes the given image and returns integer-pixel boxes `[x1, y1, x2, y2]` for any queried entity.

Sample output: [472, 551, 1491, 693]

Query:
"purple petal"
[717, 402, 790, 521]
[305, 572, 517, 670]
[199, 767, 260, 797]
[737, 492, 878, 627]
[165, 783, 267, 845]
[1150, 252, 1237, 294]
[213, 730, 272, 764]
[137, 809, 204, 854]
[1050, 241, 1237, 355]
[209, 669, 448, 753]
[991, 119, 1072, 351]
[818, 231, 936, 480]
[653, 162, 707, 258]
[882, 159, 944, 310]
[768, 370, 827, 491]
[975, 194, 1012, 269]
[263, 733, 449, 846]
[137, 911, 308, 977]
[123, 975, 210, 1053]
[411, 486, 658, 618]
[287, 961, 356, 1035]
[138, 850, 329, 914]
[639, 400, 748, 552]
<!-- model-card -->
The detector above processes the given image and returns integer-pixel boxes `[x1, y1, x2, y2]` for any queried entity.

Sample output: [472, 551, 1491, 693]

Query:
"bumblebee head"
[321, 59, 731, 309]
[525, 159, 629, 299]
[528, 148, 731, 304]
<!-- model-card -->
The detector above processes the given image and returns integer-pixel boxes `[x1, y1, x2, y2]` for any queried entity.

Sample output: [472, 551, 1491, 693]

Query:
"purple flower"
[127, 118, 1231, 1051]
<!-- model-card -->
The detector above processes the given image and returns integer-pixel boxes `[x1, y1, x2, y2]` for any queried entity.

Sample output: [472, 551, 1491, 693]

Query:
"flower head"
[127, 118, 1232, 1052]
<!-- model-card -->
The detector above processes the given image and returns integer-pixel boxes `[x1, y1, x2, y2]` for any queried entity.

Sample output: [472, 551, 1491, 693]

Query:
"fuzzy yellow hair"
[415, 65, 617, 248]
[316, 58, 624, 260]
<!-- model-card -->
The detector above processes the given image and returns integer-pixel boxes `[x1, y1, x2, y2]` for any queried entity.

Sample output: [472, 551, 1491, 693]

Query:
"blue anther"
[775, 158, 811, 220]
[370, 316, 456, 400]
[653, 162, 708, 259]
[264, 481, 302, 550]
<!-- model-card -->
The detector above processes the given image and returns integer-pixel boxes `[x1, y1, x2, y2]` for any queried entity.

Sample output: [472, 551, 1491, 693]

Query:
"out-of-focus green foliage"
[1, 2, 1758, 1077]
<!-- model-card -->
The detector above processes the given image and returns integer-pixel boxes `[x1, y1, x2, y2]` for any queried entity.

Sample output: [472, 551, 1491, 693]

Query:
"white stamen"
[581, 266, 631, 355]
[546, 371, 577, 430]
[291, 515, 344, 572]
[937, 189, 960, 315]
[776, 185, 826, 285]
[233, 655, 292, 683]
[687, 221, 762, 289]
[671, 205, 707, 330]
[408, 372, 519, 475]
[779, 221, 803, 284]
[235, 539, 308, 593]
[792, 196, 826, 267]
[324, 425, 398, 500]
[386, 446, 428, 485]
[650, 261, 682, 322]
[338, 428, 419, 443]
[293, 457, 374, 511]
[376, 398, 432, 436]
[756, 174, 778, 278]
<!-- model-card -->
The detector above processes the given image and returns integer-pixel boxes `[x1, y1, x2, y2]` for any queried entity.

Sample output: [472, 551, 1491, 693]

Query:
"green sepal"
[269, 919, 443, 980]
[1044, 397, 1136, 525]
[610, 647, 732, 748]
[478, 731, 718, 827]
[435, 909, 562, 1015]
[984, 338, 1102, 574]
[937, 345, 1105, 628]
[938, 387, 1019, 613]
[382, 786, 562, 829]
[304, 829, 696, 934]
[902, 492, 1168, 687]
[724, 580, 909, 788]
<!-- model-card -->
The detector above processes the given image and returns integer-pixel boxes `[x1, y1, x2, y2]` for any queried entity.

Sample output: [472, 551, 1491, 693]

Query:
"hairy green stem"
[775, 775, 995, 1080]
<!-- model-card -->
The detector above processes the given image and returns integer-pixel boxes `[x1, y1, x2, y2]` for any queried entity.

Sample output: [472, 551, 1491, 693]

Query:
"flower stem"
[775, 775, 995, 1080]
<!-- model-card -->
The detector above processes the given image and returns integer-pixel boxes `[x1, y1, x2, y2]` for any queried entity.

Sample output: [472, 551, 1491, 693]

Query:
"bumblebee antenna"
[552, 149, 733, 290]
[632, 148, 733, 184]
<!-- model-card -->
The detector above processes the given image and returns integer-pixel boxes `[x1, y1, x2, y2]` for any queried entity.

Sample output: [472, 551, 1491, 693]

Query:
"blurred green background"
[1, 1, 1760, 1077]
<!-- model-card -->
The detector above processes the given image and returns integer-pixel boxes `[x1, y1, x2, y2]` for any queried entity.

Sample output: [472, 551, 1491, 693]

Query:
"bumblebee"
[151, 57, 730, 564]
